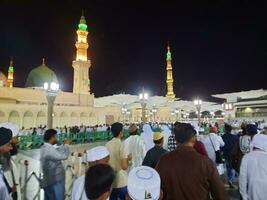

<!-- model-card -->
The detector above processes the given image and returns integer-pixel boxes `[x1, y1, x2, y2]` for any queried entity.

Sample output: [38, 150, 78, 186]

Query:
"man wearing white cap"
[72, 146, 110, 200]
[126, 166, 163, 200]
[239, 133, 267, 200]
[0, 122, 21, 200]
[142, 132, 168, 169]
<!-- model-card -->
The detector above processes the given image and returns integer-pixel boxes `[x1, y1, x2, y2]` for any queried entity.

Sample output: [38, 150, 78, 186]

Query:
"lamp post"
[171, 111, 175, 122]
[139, 90, 148, 123]
[194, 98, 202, 124]
[222, 102, 233, 122]
[174, 108, 180, 121]
[126, 111, 131, 123]
[152, 104, 157, 122]
[44, 82, 59, 129]
[121, 104, 127, 124]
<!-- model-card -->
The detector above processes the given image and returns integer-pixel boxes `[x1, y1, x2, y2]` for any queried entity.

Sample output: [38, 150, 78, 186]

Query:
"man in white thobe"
[160, 124, 171, 150]
[239, 133, 267, 200]
[201, 126, 225, 175]
[124, 124, 146, 171]
[72, 146, 110, 200]
[141, 124, 154, 151]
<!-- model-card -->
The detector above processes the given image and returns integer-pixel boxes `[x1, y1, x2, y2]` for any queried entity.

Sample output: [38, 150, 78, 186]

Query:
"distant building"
[1, 14, 263, 128]
[213, 89, 267, 119]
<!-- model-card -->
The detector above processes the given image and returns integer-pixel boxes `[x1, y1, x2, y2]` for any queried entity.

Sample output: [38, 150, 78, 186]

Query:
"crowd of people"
[1, 120, 267, 199]
[18, 124, 111, 136]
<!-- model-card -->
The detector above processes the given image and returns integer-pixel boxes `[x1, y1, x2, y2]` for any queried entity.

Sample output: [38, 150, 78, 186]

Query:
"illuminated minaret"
[7, 58, 14, 88]
[72, 13, 91, 94]
[165, 43, 175, 98]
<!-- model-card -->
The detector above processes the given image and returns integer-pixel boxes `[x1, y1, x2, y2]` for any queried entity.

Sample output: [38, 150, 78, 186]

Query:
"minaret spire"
[72, 13, 91, 94]
[165, 42, 175, 99]
[7, 57, 14, 88]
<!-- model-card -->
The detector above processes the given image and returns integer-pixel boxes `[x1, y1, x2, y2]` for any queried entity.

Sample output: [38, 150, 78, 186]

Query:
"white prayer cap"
[199, 128, 205, 132]
[252, 134, 267, 152]
[0, 122, 19, 137]
[128, 166, 161, 200]
[86, 146, 109, 162]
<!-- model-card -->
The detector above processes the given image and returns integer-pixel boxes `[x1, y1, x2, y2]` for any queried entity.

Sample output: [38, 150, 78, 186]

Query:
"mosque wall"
[0, 103, 115, 128]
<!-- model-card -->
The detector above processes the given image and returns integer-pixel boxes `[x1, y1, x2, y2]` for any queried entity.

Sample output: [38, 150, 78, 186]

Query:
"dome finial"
[42, 58, 45, 65]
[82, 8, 84, 17]
[80, 10, 86, 24]
[10, 56, 13, 66]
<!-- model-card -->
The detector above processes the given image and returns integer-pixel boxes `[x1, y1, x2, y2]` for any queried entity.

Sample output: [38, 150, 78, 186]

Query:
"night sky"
[0, 1, 267, 101]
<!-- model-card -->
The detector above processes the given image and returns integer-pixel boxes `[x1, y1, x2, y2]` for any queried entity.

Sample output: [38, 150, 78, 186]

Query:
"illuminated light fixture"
[78, 23, 88, 30]
[167, 52, 171, 60]
[8, 66, 14, 72]
[222, 102, 234, 111]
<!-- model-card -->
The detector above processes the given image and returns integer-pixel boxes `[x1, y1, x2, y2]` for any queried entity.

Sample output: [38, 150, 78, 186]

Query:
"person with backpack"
[231, 124, 258, 173]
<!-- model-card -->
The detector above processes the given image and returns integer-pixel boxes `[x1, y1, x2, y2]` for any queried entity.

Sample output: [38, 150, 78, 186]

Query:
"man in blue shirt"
[221, 123, 238, 188]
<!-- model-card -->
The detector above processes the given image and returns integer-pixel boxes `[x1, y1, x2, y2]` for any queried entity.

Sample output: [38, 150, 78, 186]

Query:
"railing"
[18, 131, 116, 150]
[20, 152, 87, 200]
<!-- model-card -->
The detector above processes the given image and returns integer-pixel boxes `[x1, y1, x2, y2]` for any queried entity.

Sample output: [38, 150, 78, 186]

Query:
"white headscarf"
[161, 125, 171, 150]
[252, 134, 267, 152]
[141, 124, 154, 151]
[0, 122, 19, 137]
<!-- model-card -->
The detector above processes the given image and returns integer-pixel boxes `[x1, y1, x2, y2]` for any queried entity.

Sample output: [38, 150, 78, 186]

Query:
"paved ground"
[18, 142, 240, 200]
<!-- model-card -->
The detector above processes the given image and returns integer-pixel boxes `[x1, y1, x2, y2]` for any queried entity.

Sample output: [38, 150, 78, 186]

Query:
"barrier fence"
[17, 127, 224, 150]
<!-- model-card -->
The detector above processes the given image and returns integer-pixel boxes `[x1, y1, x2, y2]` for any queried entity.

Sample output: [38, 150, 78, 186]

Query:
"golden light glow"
[166, 44, 175, 98]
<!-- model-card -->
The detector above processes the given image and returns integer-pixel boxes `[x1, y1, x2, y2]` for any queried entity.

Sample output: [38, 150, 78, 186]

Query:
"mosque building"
[0, 14, 265, 128]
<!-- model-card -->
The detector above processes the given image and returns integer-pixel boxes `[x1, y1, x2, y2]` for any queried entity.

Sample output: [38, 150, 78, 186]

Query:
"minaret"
[72, 13, 91, 94]
[165, 43, 175, 98]
[7, 58, 14, 88]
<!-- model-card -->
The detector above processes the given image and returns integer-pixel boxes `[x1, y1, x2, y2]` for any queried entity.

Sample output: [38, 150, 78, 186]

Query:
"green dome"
[25, 63, 58, 88]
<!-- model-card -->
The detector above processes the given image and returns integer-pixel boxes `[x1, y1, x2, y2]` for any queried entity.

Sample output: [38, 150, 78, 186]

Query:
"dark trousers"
[110, 186, 127, 200]
[43, 181, 64, 200]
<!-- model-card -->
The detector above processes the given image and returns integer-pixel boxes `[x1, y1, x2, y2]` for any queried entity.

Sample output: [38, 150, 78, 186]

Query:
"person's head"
[111, 122, 123, 139]
[174, 123, 196, 147]
[129, 124, 138, 135]
[85, 164, 115, 200]
[126, 166, 163, 200]
[44, 129, 57, 144]
[86, 146, 110, 167]
[153, 132, 164, 146]
[251, 133, 267, 152]
[246, 124, 258, 137]
[198, 127, 205, 135]
[0, 122, 20, 144]
[224, 123, 232, 134]
[0, 127, 13, 154]
[209, 126, 217, 134]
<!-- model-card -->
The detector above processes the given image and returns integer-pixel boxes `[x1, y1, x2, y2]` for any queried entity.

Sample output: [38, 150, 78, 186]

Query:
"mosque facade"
[0, 15, 266, 128]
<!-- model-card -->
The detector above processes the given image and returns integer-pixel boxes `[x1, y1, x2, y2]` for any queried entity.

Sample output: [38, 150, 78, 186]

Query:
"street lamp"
[121, 104, 127, 124]
[174, 108, 180, 121]
[44, 82, 59, 129]
[194, 98, 202, 124]
[126, 111, 131, 123]
[139, 90, 149, 123]
[151, 104, 157, 122]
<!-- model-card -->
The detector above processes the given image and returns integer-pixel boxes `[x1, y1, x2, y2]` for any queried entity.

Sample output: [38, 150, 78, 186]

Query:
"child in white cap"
[72, 146, 110, 200]
[126, 166, 163, 200]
